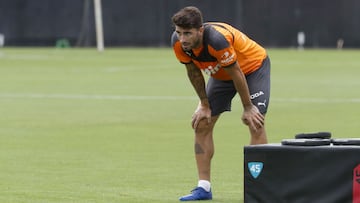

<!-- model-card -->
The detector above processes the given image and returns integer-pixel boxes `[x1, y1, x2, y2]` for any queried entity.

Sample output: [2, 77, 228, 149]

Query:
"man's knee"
[195, 117, 218, 135]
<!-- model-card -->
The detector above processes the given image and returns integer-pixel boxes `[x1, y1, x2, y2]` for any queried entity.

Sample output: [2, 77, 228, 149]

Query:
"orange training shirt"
[171, 22, 267, 81]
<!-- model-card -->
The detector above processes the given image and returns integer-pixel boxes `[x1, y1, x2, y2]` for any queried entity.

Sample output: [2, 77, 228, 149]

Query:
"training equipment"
[332, 138, 360, 146]
[244, 143, 360, 202]
[295, 131, 332, 139]
[281, 138, 331, 146]
[179, 187, 212, 201]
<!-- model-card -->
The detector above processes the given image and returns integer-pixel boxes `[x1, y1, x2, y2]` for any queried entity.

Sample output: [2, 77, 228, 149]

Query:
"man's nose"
[178, 35, 186, 43]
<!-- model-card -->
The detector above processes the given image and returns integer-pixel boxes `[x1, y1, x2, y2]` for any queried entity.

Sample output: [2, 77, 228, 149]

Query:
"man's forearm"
[232, 72, 253, 109]
[224, 63, 253, 109]
[185, 64, 209, 106]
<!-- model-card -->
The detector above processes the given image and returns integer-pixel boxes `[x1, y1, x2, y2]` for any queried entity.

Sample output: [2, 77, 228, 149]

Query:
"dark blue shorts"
[206, 56, 271, 116]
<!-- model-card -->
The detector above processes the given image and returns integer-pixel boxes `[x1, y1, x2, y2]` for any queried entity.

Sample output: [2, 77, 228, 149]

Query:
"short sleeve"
[209, 45, 237, 67]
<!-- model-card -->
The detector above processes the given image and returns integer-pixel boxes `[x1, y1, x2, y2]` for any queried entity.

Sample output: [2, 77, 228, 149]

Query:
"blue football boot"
[179, 187, 212, 201]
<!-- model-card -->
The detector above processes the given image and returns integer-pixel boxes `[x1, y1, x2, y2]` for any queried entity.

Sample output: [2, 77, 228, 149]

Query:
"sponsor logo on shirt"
[204, 64, 221, 76]
[220, 51, 235, 65]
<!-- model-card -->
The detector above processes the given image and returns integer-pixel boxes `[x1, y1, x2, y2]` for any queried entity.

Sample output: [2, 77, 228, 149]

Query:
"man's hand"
[241, 105, 264, 131]
[223, 63, 264, 131]
[191, 104, 212, 130]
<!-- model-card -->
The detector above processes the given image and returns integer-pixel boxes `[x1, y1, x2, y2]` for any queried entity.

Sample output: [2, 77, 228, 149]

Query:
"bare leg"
[249, 115, 268, 145]
[194, 115, 219, 181]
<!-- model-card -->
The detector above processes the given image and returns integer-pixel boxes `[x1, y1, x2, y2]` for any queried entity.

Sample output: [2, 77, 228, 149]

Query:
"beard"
[181, 43, 192, 51]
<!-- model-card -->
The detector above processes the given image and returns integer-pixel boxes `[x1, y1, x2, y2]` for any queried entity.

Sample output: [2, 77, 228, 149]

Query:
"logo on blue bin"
[248, 162, 263, 179]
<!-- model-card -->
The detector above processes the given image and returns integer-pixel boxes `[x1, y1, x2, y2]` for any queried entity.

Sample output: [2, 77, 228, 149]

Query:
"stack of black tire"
[281, 132, 360, 146]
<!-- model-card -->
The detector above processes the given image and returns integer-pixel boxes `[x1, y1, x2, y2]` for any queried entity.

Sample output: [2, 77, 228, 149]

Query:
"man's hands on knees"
[241, 105, 264, 131]
[191, 104, 212, 130]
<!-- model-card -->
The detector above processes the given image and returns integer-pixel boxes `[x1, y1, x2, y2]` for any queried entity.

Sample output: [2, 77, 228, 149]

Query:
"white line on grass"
[0, 93, 195, 100]
[0, 93, 359, 103]
[273, 98, 360, 103]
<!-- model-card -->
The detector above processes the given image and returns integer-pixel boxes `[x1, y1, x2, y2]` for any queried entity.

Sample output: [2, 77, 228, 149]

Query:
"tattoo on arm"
[186, 64, 207, 100]
[195, 143, 205, 154]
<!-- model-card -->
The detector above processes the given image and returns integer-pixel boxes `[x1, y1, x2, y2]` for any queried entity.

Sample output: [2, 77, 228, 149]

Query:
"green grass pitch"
[0, 47, 359, 202]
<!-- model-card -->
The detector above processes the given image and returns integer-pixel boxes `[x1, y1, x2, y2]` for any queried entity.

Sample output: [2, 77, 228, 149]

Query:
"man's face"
[175, 26, 203, 51]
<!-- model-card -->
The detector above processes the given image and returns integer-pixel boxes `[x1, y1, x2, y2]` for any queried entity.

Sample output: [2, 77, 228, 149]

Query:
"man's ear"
[198, 26, 204, 34]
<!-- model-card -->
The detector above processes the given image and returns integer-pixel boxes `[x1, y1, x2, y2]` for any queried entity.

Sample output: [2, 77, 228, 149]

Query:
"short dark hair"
[171, 6, 203, 29]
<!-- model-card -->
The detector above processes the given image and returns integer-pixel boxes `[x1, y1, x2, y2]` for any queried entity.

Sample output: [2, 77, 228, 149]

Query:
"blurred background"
[0, 0, 359, 48]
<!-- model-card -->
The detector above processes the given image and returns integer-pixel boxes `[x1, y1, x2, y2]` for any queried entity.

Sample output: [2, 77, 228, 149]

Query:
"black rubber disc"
[332, 138, 360, 146]
[282, 138, 332, 146]
[295, 132, 332, 139]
